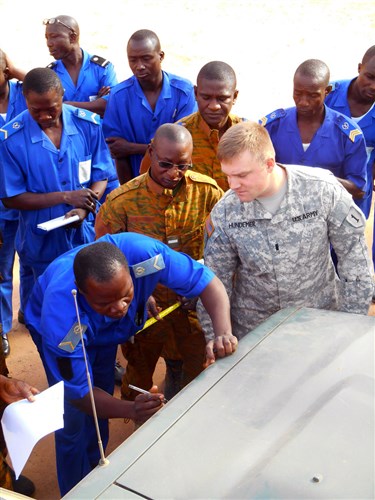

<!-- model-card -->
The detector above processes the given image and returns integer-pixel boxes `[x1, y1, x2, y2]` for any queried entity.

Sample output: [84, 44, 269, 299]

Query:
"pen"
[128, 384, 168, 403]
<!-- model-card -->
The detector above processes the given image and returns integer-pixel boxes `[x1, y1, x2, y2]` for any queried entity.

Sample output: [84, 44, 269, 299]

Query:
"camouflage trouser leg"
[121, 308, 206, 401]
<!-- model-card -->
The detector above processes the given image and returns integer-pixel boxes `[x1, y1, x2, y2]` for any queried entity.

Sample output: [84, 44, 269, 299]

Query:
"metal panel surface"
[64, 307, 375, 499]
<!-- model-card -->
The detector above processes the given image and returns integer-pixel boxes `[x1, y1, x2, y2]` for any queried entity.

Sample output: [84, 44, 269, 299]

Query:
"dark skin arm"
[105, 137, 148, 183]
[2, 181, 107, 217]
[0, 375, 39, 403]
[65, 97, 108, 118]
[3, 53, 26, 81]
[199, 276, 238, 365]
[114, 157, 134, 185]
[72, 385, 164, 425]
[336, 178, 365, 199]
[105, 137, 148, 158]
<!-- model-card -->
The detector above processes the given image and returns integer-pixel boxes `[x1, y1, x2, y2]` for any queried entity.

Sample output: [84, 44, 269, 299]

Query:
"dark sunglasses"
[153, 151, 191, 171]
[43, 18, 77, 35]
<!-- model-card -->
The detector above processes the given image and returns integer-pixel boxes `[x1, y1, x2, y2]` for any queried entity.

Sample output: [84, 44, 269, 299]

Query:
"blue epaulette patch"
[0, 120, 24, 141]
[329, 81, 340, 92]
[131, 254, 165, 279]
[58, 322, 88, 352]
[335, 114, 363, 142]
[259, 109, 286, 126]
[74, 108, 100, 125]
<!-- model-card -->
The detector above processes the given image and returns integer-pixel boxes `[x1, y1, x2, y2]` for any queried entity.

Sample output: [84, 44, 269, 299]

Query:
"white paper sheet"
[1, 381, 64, 479]
[37, 214, 79, 231]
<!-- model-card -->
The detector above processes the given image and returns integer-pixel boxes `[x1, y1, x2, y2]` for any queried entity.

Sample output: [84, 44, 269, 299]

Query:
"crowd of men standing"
[0, 14, 374, 497]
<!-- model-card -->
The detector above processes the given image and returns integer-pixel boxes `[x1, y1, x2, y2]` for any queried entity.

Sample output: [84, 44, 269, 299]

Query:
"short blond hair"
[217, 121, 275, 163]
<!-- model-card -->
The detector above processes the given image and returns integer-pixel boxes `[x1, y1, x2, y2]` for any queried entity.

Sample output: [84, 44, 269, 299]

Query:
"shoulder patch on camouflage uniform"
[131, 254, 165, 278]
[0, 121, 24, 141]
[259, 109, 286, 126]
[90, 55, 110, 68]
[46, 61, 57, 69]
[205, 215, 215, 238]
[74, 107, 100, 125]
[58, 322, 88, 352]
[335, 114, 363, 142]
[345, 205, 364, 228]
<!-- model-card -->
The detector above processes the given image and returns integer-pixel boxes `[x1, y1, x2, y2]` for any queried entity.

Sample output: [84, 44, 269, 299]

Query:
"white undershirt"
[351, 102, 375, 122]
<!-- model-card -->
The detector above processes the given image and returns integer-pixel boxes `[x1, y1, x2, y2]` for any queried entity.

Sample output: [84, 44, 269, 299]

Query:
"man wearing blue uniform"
[0, 50, 32, 356]
[44, 15, 118, 117]
[103, 29, 197, 183]
[25, 232, 236, 495]
[260, 59, 368, 212]
[44, 15, 119, 198]
[0, 68, 112, 304]
[325, 46, 375, 301]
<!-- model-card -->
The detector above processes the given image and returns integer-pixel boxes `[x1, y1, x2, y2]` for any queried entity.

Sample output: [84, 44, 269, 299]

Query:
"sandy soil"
[1, 0, 375, 497]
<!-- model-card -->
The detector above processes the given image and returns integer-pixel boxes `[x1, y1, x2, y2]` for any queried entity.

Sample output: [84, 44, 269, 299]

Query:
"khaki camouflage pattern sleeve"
[327, 184, 374, 314]
[96, 187, 129, 235]
[197, 200, 238, 342]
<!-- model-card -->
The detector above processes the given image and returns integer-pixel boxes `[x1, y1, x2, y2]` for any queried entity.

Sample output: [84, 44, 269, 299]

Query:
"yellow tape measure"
[135, 302, 181, 334]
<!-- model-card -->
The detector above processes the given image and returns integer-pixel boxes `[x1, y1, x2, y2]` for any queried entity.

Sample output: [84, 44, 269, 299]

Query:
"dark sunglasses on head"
[43, 18, 76, 35]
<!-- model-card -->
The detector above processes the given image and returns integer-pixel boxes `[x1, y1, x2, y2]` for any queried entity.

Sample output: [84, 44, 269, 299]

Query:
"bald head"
[294, 59, 330, 86]
[153, 123, 192, 149]
[127, 29, 161, 51]
[197, 61, 237, 88]
[43, 14, 79, 42]
[362, 45, 375, 64]
[149, 124, 193, 188]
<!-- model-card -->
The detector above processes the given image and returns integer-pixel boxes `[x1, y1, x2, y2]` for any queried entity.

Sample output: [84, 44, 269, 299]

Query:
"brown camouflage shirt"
[96, 169, 223, 307]
[139, 112, 247, 191]
[96, 169, 223, 261]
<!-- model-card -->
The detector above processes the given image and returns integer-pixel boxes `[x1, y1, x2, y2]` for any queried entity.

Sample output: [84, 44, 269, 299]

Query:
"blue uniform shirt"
[48, 49, 118, 103]
[49, 49, 119, 190]
[0, 105, 113, 267]
[0, 80, 27, 221]
[102, 70, 197, 177]
[25, 232, 215, 400]
[261, 105, 368, 202]
[325, 78, 375, 217]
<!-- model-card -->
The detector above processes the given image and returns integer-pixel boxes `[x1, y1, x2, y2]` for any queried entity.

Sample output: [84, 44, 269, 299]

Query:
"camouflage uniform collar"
[146, 169, 188, 198]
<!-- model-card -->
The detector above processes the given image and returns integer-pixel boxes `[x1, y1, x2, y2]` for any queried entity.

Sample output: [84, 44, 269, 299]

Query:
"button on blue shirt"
[262, 105, 368, 210]
[49, 49, 118, 103]
[25, 232, 215, 400]
[102, 71, 197, 177]
[325, 78, 375, 217]
[0, 105, 113, 266]
[0, 80, 27, 220]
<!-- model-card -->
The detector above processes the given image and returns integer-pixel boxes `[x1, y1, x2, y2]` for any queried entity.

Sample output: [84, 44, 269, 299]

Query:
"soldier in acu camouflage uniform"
[198, 121, 374, 364]
[96, 123, 224, 399]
